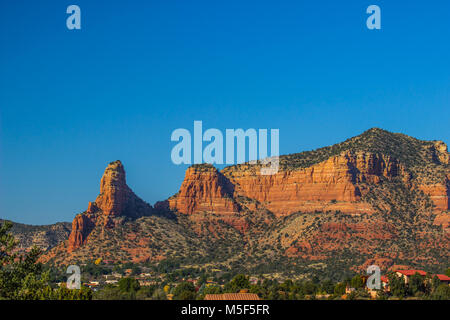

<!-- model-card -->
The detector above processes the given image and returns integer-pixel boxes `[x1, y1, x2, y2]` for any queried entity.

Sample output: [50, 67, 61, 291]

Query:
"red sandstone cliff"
[170, 147, 448, 231]
[169, 164, 239, 216]
[220, 151, 410, 217]
[168, 165, 251, 232]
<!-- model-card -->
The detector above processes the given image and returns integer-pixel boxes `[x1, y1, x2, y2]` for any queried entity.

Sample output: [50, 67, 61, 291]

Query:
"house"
[105, 280, 118, 285]
[380, 275, 389, 292]
[433, 274, 450, 285]
[204, 293, 260, 300]
[394, 270, 426, 284]
[138, 280, 156, 286]
[85, 282, 100, 291]
[139, 273, 152, 278]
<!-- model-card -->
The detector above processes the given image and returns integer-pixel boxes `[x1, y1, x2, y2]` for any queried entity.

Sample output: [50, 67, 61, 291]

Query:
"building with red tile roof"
[394, 270, 427, 284]
[204, 293, 260, 300]
[433, 274, 450, 284]
[395, 270, 427, 276]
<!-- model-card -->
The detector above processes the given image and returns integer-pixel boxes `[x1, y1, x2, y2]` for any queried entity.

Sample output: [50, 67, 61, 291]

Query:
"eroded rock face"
[221, 151, 407, 217]
[95, 161, 130, 218]
[169, 164, 240, 216]
[67, 161, 153, 251]
[419, 182, 449, 212]
[168, 165, 249, 232]
[169, 150, 449, 233]
[67, 213, 96, 252]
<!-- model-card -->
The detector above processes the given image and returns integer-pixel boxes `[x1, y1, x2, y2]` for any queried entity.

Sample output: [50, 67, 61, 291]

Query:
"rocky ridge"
[34, 128, 450, 274]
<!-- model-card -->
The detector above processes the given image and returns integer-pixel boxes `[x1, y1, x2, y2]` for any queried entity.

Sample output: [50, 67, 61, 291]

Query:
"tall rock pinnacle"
[95, 160, 131, 217]
[67, 160, 153, 252]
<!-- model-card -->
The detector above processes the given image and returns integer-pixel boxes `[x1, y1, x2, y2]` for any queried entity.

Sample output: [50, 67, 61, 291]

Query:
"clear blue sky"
[1, 0, 449, 224]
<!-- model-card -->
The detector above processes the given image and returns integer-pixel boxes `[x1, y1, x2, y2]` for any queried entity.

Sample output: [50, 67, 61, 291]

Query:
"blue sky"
[1, 0, 449, 224]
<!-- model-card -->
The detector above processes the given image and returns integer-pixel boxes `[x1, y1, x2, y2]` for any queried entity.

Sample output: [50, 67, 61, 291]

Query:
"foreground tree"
[0, 221, 91, 300]
[387, 273, 407, 298]
[432, 284, 450, 300]
[224, 274, 250, 292]
[173, 281, 196, 300]
[408, 273, 425, 296]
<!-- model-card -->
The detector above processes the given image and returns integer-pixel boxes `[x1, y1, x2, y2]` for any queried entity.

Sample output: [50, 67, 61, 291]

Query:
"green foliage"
[387, 273, 407, 298]
[0, 221, 16, 266]
[155, 259, 180, 273]
[224, 274, 250, 292]
[135, 285, 156, 300]
[350, 275, 365, 289]
[51, 286, 92, 300]
[408, 273, 425, 296]
[334, 282, 346, 295]
[173, 281, 196, 300]
[431, 275, 442, 291]
[93, 285, 126, 300]
[432, 284, 450, 300]
[83, 262, 109, 277]
[320, 280, 335, 294]
[201, 285, 222, 296]
[0, 221, 92, 300]
[118, 277, 141, 293]
[376, 290, 388, 300]
[151, 288, 167, 300]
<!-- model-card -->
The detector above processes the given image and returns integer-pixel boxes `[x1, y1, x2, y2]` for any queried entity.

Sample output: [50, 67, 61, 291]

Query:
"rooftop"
[204, 293, 260, 300]
[395, 270, 427, 276]
[434, 274, 450, 281]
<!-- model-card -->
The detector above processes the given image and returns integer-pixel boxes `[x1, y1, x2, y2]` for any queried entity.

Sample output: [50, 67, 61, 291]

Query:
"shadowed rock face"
[169, 164, 239, 216]
[67, 213, 96, 252]
[67, 160, 153, 252]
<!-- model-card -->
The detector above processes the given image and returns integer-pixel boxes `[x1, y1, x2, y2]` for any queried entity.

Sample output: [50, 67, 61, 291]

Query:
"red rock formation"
[222, 151, 406, 217]
[168, 165, 248, 232]
[67, 213, 96, 252]
[169, 164, 239, 216]
[67, 160, 153, 251]
[43, 129, 450, 268]
[95, 161, 130, 218]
